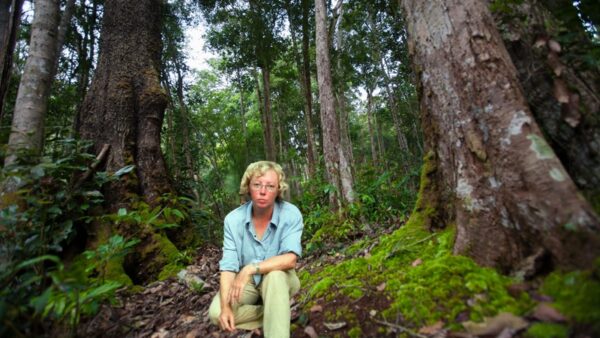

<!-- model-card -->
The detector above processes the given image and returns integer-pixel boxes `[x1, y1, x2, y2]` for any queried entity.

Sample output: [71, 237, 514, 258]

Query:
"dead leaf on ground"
[376, 282, 386, 292]
[150, 327, 169, 338]
[462, 312, 528, 336]
[310, 304, 323, 313]
[412, 258, 423, 267]
[532, 303, 567, 323]
[304, 325, 318, 338]
[324, 321, 347, 330]
[419, 320, 444, 335]
[548, 39, 561, 53]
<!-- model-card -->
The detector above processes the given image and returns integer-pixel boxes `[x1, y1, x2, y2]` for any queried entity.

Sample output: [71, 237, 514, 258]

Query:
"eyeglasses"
[250, 183, 277, 192]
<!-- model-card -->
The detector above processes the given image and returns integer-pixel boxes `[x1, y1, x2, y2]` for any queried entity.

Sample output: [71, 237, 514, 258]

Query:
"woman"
[209, 161, 303, 337]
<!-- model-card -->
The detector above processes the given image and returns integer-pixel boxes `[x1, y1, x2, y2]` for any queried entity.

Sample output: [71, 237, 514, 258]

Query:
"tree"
[4, 0, 62, 165]
[0, 0, 24, 120]
[76, 0, 176, 282]
[400, 0, 600, 271]
[492, 0, 600, 208]
[315, 0, 353, 209]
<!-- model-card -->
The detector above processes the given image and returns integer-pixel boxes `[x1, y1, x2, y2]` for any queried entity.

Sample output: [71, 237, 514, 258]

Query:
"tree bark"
[492, 0, 600, 208]
[0, 0, 23, 120]
[366, 86, 378, 165]
[5, 0, 60, 165]
[401, 0, 600, 271]
[285, 0, 316, 177]
[261, 65, 276, 161]
[76, 0, 176, 283]
[315, 0, 354, 209]
[301, 0, 317, 174]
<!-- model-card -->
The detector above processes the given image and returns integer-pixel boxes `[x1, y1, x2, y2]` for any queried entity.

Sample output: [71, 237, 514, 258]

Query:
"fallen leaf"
[553, 79, 570, 103]
[534, 37, 547, 49]
[376, 282, 386, 292]
[412, 258, 423, 267]
[304, 325, 318, 338]
[310, 304, 323, 313]
[324, 321, 347, 330]
[506, 283, 529, 297]
[532, 303, 567, 323]
[419, 320, 444, 335]
[462, 312, 528, 336]
[548, 39, 561, 53]
[150, 328, 169, 338]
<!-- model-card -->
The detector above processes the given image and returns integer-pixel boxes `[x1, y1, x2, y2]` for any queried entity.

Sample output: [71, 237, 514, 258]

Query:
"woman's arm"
[229, 253, 297, 304]
[219, 271, 236, 332]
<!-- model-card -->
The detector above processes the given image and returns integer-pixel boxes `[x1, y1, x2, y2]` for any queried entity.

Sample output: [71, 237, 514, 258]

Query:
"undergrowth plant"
[0, 138, 127, 336]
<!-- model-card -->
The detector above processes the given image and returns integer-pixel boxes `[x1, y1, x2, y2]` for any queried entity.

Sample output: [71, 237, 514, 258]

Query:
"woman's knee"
[208, 294, 221, 324]
[263, 270, 287, 284]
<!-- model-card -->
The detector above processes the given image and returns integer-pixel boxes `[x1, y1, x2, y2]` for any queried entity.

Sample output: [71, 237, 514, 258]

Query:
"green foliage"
[0, 138, 130, 335]
[540, 267, 600, 333]
[104, 200, 187, 231]
[525, 323, 569, 338]
[83, 235, 140, 283]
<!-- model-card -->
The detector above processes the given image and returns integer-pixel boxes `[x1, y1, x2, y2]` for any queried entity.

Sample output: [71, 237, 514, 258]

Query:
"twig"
[74, 143, 110, 189]
[371, 318, 427, 338]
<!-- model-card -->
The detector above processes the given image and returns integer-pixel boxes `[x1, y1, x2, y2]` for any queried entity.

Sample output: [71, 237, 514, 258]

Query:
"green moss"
[158, 262, 184, 280]
[348, 326, 362, 338]
[540, 269, 600, 333]
[89, 224, 133, 286]
[104, 254, 134, 285]
[152, 232, 184, 280]
[525, 323, 569, 338]
[306, 276, 335, 299]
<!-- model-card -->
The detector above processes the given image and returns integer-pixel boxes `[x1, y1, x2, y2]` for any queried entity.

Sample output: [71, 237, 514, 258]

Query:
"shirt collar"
[244, 200, 281, 228]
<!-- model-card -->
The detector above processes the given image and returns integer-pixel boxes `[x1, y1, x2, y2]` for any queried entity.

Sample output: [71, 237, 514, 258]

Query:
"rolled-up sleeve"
[278, 212, 303, 257]
[219, 218, 240, 272]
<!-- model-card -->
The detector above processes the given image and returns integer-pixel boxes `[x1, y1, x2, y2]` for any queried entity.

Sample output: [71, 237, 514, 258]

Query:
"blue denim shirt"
[219, 200, 303, 285]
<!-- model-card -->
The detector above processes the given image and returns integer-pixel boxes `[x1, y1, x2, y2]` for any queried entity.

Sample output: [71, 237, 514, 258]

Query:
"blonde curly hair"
[239, 161, 289, 201]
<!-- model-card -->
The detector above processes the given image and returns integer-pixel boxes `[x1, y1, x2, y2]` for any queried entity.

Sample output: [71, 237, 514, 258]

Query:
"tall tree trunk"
[0, 0, 23, 120]
[301, 0, 318, 174]
[401, 0, 600, 271]
[236, 68, 248, 164]
[492, 0, 600, 209]
[366, 86, 378, 165]
[285, 0, 316, 177]
[77, 0, 175, 283]
[5, 0, 60, 166]
[333, 6, 355, 200]
[254, 69, 269, 159]
[367, 13, 411, 175]
[261, 65, 276, 161]
[316, 0, 353, 209]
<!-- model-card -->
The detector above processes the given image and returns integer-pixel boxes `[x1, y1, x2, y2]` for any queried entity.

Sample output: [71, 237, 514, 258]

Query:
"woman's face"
[249, 169, 279, 210]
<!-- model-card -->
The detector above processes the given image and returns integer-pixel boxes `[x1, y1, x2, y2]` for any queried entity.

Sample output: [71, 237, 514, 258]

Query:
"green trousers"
[209, 269, 300, 338]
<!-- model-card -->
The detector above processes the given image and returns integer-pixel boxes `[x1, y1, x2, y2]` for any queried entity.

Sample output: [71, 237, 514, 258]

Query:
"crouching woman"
[209, 161, 303, 337]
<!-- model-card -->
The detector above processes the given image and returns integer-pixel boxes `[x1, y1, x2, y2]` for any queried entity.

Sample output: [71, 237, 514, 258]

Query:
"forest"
[1, 0, 599, 337]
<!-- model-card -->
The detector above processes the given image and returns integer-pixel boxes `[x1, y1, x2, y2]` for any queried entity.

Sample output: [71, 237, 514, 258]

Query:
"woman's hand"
[219, 306, 236, 332]
[228, 265, 253, 305]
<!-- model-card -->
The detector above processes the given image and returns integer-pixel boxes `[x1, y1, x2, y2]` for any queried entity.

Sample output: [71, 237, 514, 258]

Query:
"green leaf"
[172, 209, 185, 219]
[118, 208, 127, 217]
[84, 190, 103, 198]
[114, 165, 135, 177]
[155, 223, 179, 229]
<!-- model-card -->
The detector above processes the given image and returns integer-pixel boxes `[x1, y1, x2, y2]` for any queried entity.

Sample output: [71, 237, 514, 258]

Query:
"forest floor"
[76, 225, 595, 338]
[77, 242, 395, 338]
